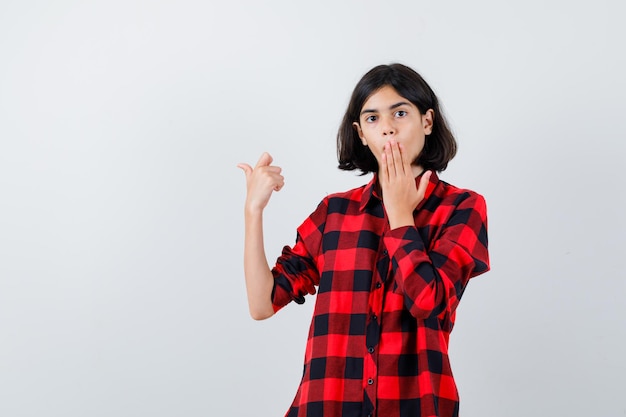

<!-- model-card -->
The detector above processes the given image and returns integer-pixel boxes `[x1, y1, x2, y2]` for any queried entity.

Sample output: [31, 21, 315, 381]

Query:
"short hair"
[337, 63, 457, 175]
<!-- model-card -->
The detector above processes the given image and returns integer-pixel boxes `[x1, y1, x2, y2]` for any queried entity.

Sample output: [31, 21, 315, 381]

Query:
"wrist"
[244, 203, 264, 218]
[388, 213, 414, 230]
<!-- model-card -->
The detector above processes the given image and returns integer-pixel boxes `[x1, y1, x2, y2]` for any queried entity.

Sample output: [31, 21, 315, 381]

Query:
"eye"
[365, 115, 377, 123]
[395, 110, 407, 117]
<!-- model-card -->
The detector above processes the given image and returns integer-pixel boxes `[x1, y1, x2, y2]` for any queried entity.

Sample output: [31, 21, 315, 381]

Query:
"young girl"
[238, 63, 490, 417]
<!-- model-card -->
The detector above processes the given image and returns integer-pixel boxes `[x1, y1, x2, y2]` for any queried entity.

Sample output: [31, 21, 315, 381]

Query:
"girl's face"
[353, 85, 434, 177]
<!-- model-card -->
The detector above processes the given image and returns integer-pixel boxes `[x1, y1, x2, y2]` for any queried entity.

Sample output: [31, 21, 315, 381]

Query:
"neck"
[411, 164, 425, 178]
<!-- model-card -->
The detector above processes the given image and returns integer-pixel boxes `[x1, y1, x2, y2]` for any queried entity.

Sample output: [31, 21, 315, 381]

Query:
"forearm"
[385, 225, 485, 320]
[243, 208, 275, 320]
[385, 227, 445, 319]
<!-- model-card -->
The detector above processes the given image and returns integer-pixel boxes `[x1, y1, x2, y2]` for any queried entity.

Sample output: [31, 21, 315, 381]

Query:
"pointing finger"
[237, 163, 253, 177]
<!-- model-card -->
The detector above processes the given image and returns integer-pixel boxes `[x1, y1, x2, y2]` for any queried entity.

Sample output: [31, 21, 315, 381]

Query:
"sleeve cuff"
[383, 225, 427, 258]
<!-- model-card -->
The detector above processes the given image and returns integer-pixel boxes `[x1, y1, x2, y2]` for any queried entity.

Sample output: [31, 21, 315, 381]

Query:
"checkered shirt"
[271, 171, 490, 417]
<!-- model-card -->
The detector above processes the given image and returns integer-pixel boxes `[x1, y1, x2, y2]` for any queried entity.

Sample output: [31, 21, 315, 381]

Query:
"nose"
[380, 116, 395, 136]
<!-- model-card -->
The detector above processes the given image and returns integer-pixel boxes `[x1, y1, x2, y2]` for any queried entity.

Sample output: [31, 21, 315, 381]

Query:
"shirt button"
[372, 314, 377, 321]
[383, 249, 388, 255]
[367, 378, 374, 385]
[375, 282, 382, 289]
[368, 346, 374, 353]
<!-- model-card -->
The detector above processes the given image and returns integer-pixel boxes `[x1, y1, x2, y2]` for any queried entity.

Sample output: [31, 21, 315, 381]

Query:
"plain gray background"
[1, 0, 624, 416]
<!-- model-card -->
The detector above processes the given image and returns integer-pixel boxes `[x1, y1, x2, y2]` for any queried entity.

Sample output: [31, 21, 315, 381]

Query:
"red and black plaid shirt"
[271, 171, 490, 417]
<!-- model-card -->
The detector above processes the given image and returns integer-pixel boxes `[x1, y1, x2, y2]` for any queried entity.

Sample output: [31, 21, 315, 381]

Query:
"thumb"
[417, 170, 432, 195]
[236, 163, 253, 177]
[255, 152, 273, 168]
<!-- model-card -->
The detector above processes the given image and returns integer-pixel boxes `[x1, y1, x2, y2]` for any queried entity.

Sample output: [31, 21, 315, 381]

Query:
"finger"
[417, 170, 432, 196]
[273, 175, 285, 191]
[384, 142, 396, 177]
[390, 141, 403, 175]
[380, 150, 388, 182]
[236, 163, 253, 177]
[264, 166, 282, 174]
[255, 152, 273, 168]
[398, 143, 412, 174]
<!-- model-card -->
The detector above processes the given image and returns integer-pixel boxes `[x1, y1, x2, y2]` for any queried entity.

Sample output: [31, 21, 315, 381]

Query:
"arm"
[379, 141, 489, 320]
[385, 194, 489, 320]
[237, 152, 285, 320]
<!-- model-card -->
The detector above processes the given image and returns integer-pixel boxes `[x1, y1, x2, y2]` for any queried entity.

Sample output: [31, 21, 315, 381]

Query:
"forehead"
[362, 85, 413, 110]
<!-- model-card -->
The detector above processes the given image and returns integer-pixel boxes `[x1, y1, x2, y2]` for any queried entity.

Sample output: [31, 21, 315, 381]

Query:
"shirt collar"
[359, 170, 440, 212]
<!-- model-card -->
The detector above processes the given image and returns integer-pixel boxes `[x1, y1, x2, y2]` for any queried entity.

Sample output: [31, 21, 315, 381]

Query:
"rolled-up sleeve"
[271, 199, 328, 313]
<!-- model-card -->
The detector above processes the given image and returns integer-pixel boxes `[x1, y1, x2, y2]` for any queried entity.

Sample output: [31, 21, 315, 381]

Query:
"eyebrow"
[360, 101, 411, 116]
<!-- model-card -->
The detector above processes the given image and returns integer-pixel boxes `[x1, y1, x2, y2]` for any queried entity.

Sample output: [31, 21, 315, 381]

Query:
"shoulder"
[429, 179, 487, 218]
[296, 183, 368, 239]
[438, 179, 485, 204]
[300, 183, 367, 215]
[316, 183, 369, 213]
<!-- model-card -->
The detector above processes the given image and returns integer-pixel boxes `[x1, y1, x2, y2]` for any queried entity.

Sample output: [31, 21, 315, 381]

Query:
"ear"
[352, 122, 367, 145]
[422, 109, 434, 135]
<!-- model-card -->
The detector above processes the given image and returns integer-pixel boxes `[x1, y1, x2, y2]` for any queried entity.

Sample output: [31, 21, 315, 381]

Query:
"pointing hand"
[237, 152, 285, 213]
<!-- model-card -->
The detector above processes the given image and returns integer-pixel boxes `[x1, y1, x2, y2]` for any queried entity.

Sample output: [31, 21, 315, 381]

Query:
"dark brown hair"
[337, 63, 457, 174]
